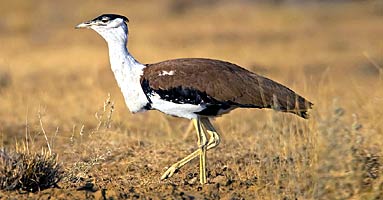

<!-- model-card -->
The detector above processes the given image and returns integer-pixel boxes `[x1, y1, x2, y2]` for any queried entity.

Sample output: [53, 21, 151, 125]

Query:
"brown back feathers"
[142, 58, 312, 118]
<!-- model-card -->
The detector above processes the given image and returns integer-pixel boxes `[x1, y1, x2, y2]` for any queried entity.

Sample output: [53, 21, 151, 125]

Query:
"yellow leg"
[160, 118, 206, 181]
[182, 121, 195, 140]
[160, 147, 201, 180]
[200, 118, 221, 149]
[160, 117, 221, 184]
[194, 117, 207, 184]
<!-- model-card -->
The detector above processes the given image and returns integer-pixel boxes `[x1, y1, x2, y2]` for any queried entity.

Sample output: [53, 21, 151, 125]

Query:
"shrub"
[0, 149, 62, 192]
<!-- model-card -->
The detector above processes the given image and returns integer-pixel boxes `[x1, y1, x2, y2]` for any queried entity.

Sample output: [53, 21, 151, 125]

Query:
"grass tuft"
[0, 148, 62, 192]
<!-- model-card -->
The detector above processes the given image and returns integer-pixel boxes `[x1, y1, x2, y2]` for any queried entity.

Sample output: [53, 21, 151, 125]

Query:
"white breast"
[112, 65, 149, 113]
[108, 44, 149, 113]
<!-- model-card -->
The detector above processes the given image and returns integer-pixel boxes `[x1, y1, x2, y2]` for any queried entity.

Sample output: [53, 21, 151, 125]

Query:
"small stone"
[211, 175, 226, 184]
[187, 177, 198, 185]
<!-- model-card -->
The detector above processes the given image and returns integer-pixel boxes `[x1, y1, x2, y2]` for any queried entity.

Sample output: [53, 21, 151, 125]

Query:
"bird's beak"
[75, 21, 93, 29]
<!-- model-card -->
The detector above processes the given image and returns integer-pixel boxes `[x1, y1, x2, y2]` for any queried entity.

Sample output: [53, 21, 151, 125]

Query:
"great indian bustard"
[76, 14, 313, 185]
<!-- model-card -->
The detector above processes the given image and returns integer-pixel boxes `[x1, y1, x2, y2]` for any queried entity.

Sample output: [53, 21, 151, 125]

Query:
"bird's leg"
[160, 118, 208, 182]
[182, 121, 195, 140]
[160, 150, 200, 180]
[160, 117, 221, 183]
[195, 117, 208, 184]
[200, 117, 221, 149]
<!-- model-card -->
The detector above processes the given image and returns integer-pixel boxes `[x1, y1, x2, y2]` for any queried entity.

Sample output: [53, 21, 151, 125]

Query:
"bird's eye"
[101, 18, 109, 23]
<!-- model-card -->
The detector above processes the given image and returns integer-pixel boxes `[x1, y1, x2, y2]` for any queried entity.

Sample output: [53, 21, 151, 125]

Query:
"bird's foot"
[160, 165, 179, 180]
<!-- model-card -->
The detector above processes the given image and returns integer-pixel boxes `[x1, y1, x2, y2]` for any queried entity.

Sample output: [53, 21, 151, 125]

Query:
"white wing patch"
[149, 93, 204, 119]
[158, 70, 175, 76]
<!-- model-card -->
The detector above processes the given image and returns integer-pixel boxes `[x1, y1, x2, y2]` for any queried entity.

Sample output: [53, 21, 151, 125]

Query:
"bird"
[75, 14, 313, 185]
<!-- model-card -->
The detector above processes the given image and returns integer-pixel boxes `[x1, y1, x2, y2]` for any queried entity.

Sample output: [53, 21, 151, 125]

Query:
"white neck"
[93, 25, 149, 113]
[106, 37, 143, 74]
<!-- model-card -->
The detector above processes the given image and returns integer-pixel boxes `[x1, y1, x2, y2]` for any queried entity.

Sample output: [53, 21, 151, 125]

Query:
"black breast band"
[141, 79, 234, 116]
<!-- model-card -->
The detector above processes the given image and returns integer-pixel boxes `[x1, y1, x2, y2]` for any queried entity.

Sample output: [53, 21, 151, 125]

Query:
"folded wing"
[142, 58, 313, 118]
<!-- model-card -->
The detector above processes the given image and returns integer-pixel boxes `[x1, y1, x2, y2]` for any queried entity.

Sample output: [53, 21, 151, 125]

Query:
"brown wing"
[142, 58, 312, 118]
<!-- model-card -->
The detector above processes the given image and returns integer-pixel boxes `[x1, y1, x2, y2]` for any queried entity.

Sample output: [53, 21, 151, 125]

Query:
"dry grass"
[0, 0, 383, 199]
[0, 146, 62, 192]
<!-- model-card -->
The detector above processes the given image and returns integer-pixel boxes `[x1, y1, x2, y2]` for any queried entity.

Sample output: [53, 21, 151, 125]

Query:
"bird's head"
[76, 14, 130, 44]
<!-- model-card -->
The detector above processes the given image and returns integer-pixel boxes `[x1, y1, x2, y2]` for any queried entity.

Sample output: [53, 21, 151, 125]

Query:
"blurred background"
[0, 0, 382, 198]
[1, 0, 382, 130]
